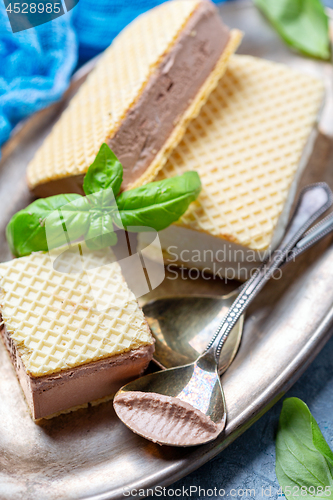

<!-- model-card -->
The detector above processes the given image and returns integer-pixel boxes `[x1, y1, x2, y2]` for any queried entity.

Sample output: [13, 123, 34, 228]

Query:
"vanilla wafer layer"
[153, 55, 325, 253]
[0, 247, 153, 377]
[27, 0, 241, 197]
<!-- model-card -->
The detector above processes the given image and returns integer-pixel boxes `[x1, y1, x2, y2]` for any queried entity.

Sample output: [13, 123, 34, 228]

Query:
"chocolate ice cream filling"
[0, 321, 154, 420]
[114, 391, 220, 446]
[109, 1, 230, 189]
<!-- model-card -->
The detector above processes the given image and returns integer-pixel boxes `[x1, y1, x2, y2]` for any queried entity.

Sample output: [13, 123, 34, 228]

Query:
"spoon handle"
[205, 183, 333, 361]
[285, 210, 333, 263]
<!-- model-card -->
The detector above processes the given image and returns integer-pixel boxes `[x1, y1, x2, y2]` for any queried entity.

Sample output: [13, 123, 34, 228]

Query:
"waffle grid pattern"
[26, 0, 201, 189]
[0, 249, 153, 377]
[156, 55, 325, 251]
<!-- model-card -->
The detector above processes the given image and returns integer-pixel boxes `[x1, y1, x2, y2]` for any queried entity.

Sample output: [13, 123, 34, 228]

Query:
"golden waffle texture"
[27, 0, 241, 192]
[0, 248, 153, 377]
[156, 55, 325, 251]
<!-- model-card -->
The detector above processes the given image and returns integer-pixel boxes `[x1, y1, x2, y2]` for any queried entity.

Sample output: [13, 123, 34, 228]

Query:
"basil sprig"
[254, 0, 330, 60]
[276, 398, 333, 498]
[6, 144, 201, 257]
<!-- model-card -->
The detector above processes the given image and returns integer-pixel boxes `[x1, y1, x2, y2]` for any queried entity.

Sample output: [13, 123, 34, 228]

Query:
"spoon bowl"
[143, 290, 243, 374]
[114, 353, 226, 446]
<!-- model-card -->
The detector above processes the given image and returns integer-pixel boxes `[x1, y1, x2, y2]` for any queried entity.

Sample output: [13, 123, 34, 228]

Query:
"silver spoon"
[114, 183, 332, 447]
[145, 207, 333, 374]
[144, 290, 243, 375]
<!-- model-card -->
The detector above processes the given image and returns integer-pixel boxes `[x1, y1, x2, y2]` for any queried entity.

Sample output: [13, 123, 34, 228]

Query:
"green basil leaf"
[86, 188, 118, 211]
[46, 196, 92, 251]
[312, 419, 333, 468]
[6, 194, 90, 257]
[83, 143, 123, 196]
[113, 171, 201, 232]
[276, 398, 333, 499]
[254, 0, 330, 60]
[85, 212, 117, 250]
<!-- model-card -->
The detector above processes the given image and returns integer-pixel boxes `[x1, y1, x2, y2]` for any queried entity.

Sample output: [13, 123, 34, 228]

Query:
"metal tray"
[0, 2, 333, 499]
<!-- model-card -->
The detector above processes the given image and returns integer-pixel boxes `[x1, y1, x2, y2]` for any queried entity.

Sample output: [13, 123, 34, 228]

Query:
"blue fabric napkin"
[0, 2, 77, 148]
[0, 0, 225, 152]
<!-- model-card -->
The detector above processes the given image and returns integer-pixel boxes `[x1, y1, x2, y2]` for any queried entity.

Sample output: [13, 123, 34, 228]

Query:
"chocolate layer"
[32, 1, 230, 197]
[114, 391, 220, 446]
[109, 1, 230, 190]
[1, 322, 154, 420]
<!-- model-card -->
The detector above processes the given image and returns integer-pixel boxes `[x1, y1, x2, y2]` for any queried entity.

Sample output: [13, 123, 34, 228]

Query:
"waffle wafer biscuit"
[27, 0, 242, 197]
[0, 246, 154, 419]
[139, 55, 325, 280]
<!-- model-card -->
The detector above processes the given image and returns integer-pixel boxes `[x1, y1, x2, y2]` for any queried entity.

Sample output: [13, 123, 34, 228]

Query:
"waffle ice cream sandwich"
[27, 0, 242, 197]
[139, 55, 325, 280]
[0, 247, 154, 420]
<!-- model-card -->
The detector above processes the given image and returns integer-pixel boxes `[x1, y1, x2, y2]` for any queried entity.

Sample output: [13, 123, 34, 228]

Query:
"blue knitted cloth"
[0, 0, 224, 152]
[0, 2, 77, 148]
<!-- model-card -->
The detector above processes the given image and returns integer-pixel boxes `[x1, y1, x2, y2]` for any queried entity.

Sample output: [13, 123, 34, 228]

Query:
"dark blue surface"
[155, 334, 333, 498]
